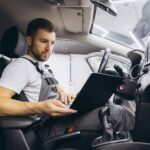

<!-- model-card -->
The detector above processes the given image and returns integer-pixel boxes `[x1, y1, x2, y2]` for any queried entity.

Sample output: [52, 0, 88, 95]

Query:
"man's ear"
[26, 36, 32, 46]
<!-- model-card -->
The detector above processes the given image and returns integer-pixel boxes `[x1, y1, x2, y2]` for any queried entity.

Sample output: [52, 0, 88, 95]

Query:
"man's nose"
[46, 43, 52, 51]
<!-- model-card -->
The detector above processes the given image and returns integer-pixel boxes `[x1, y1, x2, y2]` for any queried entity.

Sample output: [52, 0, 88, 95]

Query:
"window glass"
[86, 52, 130, 73]
[92, 0, 149, 50]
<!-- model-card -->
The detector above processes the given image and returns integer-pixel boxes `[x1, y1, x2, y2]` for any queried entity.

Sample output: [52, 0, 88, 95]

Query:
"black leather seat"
[133, 60, 150, 142]
[0, 26, 27, 77]
[0, 26, 43, 150]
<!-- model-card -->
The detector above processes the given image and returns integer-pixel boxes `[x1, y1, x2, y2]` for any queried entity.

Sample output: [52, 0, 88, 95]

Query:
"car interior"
[0, 0, 150, 150]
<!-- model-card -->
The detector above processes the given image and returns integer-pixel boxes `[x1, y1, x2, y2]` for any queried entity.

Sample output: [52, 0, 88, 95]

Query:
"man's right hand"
[40, 100, 77, 117]
[0, 86, 77, 117]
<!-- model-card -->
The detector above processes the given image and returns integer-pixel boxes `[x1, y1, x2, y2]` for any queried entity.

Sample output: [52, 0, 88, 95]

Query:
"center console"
[91, 131, 131, 149]
[91, 106, 132, 150]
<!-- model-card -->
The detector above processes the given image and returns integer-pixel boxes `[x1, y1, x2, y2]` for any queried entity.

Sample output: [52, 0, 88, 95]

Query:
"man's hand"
[59, 92, 76, 105]
[56, 85, 76, 105]
[41, 100, 77, 117]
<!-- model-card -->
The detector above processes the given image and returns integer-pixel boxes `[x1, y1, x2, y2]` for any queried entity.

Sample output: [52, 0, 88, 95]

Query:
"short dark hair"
[26, 18, 55, 36]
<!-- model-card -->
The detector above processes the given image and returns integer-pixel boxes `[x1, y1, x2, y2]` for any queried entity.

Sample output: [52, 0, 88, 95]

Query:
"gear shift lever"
[99, 106, 114, 142]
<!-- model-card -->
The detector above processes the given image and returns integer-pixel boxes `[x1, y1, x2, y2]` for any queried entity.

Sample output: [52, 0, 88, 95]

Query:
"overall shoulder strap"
[21, 56, 59, 100]
[21, 56, 43, 74]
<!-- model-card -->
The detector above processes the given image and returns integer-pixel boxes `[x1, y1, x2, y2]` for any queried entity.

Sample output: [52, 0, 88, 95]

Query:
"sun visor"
[59, 8, 83, 33]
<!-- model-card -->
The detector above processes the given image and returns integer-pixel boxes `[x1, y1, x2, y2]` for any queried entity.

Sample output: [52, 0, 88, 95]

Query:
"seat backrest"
[0, 26, 42, 150]
[0, 56, 10, 78]
[0, 26, 27, 77]
[133, 67, 150, 143]
[133, 41, 150, 142]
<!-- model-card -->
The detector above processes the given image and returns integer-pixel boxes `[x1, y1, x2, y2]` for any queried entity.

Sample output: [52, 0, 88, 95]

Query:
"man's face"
[27, 28, 56, 62]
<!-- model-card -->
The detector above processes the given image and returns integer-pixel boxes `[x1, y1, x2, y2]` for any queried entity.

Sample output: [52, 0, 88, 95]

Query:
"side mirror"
[90, 0, 118, 16]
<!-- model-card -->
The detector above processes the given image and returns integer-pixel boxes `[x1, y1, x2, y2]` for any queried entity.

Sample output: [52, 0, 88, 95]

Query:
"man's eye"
[51, 41, 55, 45]
[41, 40, 47, 43]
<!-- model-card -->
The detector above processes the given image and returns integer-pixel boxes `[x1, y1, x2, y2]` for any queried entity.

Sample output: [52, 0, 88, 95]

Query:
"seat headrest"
[0, 26, 27, 58]
[127, 50, 142, 68]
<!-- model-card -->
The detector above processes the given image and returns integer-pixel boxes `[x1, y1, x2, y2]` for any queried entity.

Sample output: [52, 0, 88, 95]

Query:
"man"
[0, 18, 102, 141]
[0, 18, 77, 117]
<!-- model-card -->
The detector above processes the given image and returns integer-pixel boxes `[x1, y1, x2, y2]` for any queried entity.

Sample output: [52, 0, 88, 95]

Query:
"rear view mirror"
[90, 0, 118, 16]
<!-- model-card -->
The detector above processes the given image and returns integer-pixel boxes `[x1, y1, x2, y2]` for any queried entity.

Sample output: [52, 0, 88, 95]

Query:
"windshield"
[91, 0, 149, 50]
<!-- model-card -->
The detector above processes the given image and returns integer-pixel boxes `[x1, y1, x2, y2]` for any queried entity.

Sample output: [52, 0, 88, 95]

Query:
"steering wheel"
[98, 48, 111, 73]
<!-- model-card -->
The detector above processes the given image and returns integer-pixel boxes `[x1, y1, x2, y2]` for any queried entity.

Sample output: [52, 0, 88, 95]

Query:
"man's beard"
[31, 49, 50, 62]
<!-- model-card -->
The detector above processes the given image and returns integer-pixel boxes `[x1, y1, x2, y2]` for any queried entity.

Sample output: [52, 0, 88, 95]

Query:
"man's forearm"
[0, 98, 43, 116]
[0, 98, 77, 117]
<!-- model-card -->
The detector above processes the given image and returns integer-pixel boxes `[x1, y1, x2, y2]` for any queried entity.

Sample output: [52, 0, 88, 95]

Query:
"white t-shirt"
[0, 55, 42, 102]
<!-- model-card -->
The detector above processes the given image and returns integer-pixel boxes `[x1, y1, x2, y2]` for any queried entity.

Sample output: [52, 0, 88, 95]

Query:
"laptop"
[69, 73, 124, 112]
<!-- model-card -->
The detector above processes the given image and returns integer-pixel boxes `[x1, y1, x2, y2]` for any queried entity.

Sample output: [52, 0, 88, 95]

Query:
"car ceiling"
[0, 0, 93, 37]
[0, 0, 131, 56]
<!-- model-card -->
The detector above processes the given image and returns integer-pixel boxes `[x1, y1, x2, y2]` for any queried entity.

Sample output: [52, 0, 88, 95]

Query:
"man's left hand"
[59, 92, 75, 105]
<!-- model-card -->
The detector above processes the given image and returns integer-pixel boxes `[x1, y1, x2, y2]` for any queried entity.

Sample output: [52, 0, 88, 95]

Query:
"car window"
[86, 51, 130, 73]
[91, 0, 149, 50]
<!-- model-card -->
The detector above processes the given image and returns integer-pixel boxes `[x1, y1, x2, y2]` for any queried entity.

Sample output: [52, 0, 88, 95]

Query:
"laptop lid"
[70, 73, 124, 112]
